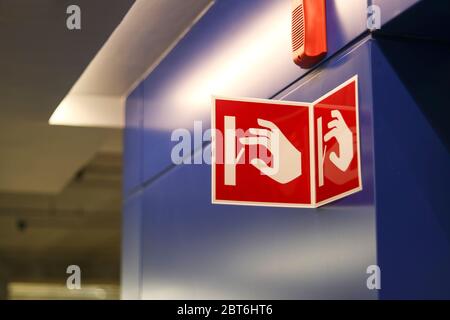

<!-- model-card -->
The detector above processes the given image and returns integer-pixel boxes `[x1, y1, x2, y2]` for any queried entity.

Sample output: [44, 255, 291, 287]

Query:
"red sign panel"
[212, 76, 361, 208]
[313, 76, 362, 206]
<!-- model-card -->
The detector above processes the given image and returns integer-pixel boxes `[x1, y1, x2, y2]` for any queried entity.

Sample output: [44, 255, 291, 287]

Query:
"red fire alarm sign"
[211, 76, 361, 208]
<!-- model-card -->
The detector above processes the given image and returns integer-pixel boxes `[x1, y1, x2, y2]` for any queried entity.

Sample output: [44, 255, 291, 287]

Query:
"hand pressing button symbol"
[324, 110, 354, 172]
[240, 118, 302, 184]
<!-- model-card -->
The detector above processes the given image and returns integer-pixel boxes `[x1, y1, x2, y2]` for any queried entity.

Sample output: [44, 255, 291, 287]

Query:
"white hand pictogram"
[324, 110, 354, 172]
[239, 119, 301, 184]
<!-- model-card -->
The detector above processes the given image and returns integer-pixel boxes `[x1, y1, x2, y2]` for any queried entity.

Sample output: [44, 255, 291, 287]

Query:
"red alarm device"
[292, 0, 327, 68]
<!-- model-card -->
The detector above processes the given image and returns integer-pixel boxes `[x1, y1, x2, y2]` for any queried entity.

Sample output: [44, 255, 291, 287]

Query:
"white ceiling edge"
[49, 0, 214, 129]
[49, 95, 125, 128]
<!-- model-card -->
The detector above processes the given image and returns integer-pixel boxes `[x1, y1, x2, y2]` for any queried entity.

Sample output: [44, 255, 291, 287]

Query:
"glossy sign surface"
[313, 77, 362, 205]
[212, 77, 361, 208]
[212, 98, 312, 207]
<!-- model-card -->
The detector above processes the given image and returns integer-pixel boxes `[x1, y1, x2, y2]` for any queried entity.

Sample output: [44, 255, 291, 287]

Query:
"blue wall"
[122, 0, 450, 299]
[371, 41, 450, 299]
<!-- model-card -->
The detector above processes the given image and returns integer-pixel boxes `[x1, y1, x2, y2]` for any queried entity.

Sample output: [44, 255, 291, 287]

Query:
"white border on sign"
[312, 75, 363, 207]
[211, 95, 314, 208]
[211, 75, 362, 209]
[308, 103, 316, 206]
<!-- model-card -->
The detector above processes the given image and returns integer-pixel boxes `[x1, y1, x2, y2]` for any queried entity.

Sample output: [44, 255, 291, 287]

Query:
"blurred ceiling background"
[0, 0, 213, 299]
